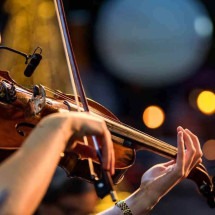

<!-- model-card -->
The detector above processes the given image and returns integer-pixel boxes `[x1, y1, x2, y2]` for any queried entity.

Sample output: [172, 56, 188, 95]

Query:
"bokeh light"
[95, 0, 213, 87]
[95, 191, 130, 213]
[197, 90, 215, 115]
[38, 1, 56, 20]
[0, 0, 70, 93]
[143, 105, 165, 129]
[203, 139, 215, 160]
[194, 15, 213, 37]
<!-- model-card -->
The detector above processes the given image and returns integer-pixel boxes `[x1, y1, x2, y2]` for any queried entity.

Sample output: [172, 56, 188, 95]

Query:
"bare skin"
[0, 112, 114, 214]
[0, 112, 202, 215]
[100, 127, 203, 215]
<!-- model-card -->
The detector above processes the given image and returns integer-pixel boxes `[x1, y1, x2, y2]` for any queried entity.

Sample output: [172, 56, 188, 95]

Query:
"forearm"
[0, 112, 116, 214]
[0, 118, 71, 214]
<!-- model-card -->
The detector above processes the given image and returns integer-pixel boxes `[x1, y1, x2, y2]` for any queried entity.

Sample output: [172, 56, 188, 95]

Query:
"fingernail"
[177, 126, 184, 132]
[178, 131, 183, 137]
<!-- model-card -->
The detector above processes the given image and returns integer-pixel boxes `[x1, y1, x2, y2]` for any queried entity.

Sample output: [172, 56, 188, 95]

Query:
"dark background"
[0, 0, 215, 214]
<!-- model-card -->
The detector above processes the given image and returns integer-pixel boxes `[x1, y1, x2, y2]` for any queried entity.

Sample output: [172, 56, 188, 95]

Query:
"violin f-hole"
[15, 122, 35, 137]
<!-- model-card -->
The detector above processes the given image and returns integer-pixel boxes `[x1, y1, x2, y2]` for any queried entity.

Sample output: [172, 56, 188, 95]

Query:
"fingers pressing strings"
[175, 131, 185, 179]
[184, 128, 203, 166]
[177, 126, 203, 178]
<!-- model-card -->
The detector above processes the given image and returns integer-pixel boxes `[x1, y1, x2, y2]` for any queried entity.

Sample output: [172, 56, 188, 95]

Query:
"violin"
[0, 70, 214, 207]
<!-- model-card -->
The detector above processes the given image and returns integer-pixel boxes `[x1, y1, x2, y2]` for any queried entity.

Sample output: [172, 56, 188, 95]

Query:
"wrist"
[37, 114, 74, 147]
[125, 188, 158, 215]
[115, 200, 133, 214]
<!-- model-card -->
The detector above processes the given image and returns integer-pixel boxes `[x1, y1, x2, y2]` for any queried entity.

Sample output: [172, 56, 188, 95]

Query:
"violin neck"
[105, 120, 177, 160]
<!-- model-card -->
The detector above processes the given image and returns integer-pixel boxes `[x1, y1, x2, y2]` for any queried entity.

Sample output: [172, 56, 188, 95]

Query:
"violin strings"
[37, 86, 178, 154]
[117, 121, 176, 151]
[10, 83, 176, 155]
[3, 82, 33, 96]
[44, 86, 75, 101]
[107, 119, 177, 155]
[43, 84, 176, 154]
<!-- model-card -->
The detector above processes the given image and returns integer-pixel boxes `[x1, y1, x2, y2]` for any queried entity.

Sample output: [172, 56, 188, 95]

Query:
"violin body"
[0, 70, 135, 184]
[0, 70, 214, 206]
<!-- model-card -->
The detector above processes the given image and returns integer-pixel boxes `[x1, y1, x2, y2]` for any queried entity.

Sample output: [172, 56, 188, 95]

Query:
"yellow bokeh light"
[3, 0, 31, 14]
[38, 1, 56, 19]
[143, 105, 165, 129]
[95, 191, 130, 213]
[1, 0, 69, 92]
[9, 12, 29, 36]
[197, 91, 215, 115]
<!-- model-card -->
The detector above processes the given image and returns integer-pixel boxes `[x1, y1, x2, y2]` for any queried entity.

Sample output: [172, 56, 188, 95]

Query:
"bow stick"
[53, 0, 117, 201]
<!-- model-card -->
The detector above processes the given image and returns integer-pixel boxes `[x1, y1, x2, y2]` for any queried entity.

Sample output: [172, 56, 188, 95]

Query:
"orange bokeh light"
[143, 105, 165, 129]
